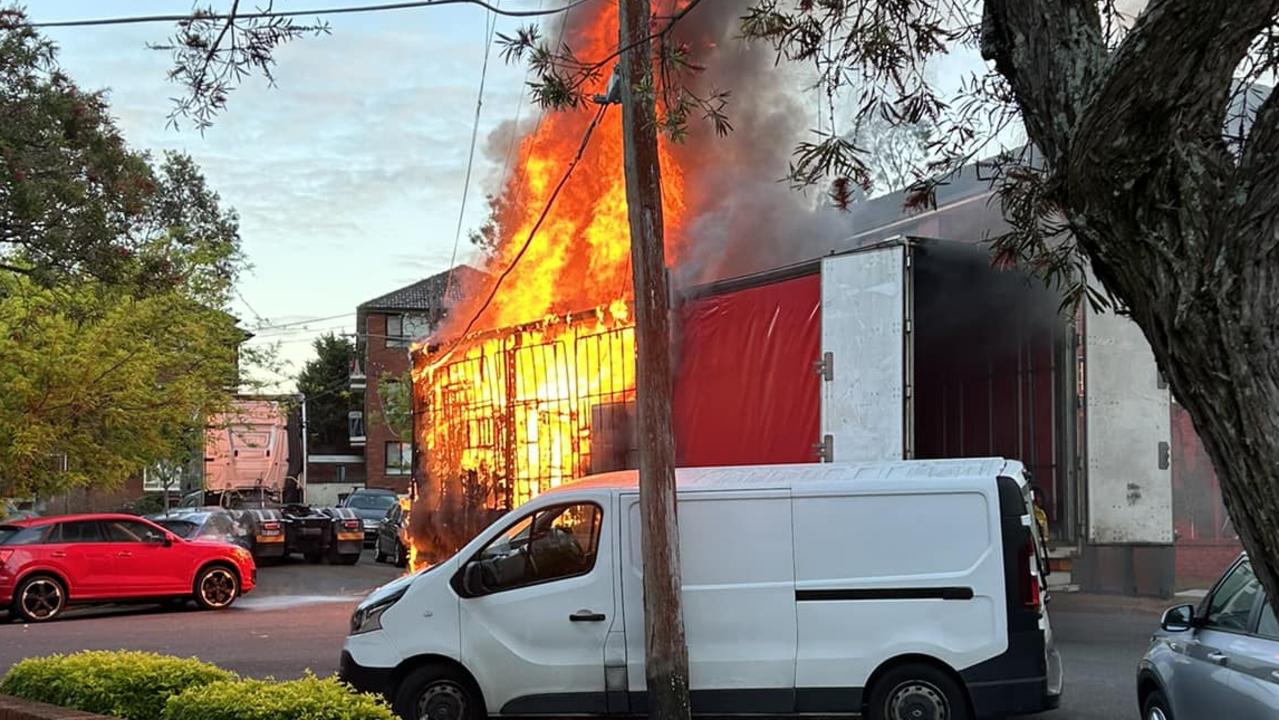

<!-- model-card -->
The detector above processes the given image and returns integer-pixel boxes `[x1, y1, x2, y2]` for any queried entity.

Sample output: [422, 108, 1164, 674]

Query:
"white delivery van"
[340, 459, 1063, 720]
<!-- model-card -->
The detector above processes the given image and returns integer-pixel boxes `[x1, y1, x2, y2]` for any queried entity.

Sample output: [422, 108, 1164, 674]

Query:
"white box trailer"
[818, 238, 1173, 590]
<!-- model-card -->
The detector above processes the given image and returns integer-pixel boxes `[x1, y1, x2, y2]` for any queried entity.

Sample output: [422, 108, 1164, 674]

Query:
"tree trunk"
[984, 0, 1279, 610]
[618, 0, 692, 717]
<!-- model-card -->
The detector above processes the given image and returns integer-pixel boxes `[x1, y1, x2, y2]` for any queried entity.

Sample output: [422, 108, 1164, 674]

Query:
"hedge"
[163, 675, 395, 720]
[0, 652, 394, 720]
[0, 651, 234, 720]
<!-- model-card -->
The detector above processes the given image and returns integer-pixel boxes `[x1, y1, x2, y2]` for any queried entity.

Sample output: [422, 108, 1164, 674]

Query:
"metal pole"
[300, 394, 309, 504]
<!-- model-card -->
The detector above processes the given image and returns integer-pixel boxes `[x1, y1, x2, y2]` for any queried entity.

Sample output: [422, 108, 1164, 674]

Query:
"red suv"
[0, 513, 257, 622]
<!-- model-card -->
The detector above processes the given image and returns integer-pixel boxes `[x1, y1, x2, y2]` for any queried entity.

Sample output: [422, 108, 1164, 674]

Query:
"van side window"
[1203, 561, 1261, 633]
[472, 503, 602, 594]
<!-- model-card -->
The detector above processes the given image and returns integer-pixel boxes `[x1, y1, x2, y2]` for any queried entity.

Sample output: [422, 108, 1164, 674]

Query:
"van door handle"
[1207, 652, 1229, 666]
[116, 552, 133, 558]
[570, 610, 606, 622]
[50, 551, 67, 558]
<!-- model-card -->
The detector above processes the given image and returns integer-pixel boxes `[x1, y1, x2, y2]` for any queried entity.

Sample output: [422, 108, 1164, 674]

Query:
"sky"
[28, 0, 1009, 392]
[33, 0, 540, 388]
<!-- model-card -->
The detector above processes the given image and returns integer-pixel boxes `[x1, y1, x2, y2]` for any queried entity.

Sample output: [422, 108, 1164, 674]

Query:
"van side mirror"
[1161, 604, 1196, 632]
[462, 562, 488, 597]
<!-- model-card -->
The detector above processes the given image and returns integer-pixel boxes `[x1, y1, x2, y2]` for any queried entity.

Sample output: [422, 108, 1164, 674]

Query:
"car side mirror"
[462, 561, 488, 597]
[1161, 603, 1196, 632]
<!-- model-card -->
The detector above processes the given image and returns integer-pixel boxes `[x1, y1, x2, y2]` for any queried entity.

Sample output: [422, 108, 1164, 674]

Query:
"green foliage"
[0, 653, 391, 720]
[378, 370, 413, 441]
[0, 651, 235, 720]
[296, 333, 355, 451]
[163, 675, 395, 720]
[0, 13, 259, 497]
[0, 12, 150, 287]
[0, 276, 243, 498]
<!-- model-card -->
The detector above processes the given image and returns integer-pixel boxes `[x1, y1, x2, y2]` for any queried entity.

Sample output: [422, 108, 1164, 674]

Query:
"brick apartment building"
[351, 266, 483, 494]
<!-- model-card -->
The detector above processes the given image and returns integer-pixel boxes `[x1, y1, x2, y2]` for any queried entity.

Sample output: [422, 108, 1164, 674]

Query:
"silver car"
[1138, 554, 1279, 719]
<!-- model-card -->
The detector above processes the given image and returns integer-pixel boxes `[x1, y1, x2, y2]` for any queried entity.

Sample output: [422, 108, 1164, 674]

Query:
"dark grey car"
[339, 488, 399, 546]
[1138, 554, 1279, 719]
[374, 502, 408, 567]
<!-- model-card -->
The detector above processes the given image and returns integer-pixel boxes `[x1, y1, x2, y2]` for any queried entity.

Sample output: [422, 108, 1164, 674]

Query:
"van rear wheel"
[867, 663, 970, 720]
[393, 665, 481, 720]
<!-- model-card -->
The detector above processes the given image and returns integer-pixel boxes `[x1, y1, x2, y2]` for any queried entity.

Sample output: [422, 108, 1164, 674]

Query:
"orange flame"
[441, 2, 687, 336]
[408, 3, 692, 572]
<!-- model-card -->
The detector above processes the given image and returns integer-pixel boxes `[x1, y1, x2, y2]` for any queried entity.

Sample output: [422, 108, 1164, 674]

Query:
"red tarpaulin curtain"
[673, 273, 821, 467]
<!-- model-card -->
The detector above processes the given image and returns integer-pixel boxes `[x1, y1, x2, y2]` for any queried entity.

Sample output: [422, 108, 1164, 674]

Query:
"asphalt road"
[0, 556, 1165, 719]
[0, 549, 400, 679]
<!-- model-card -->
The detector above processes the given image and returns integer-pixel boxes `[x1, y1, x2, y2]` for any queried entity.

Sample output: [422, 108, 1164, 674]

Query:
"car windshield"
[348, 494, 396, 511]
[156, 520, 200, 539]
[0, 525, 18, 544]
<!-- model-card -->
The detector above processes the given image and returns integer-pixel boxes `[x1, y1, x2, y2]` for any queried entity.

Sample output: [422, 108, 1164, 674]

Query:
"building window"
[336, 466, 347, 484]
[385, 313, 431, 348]
[385, 314, 405, 347]
[385, 442, 412, 475]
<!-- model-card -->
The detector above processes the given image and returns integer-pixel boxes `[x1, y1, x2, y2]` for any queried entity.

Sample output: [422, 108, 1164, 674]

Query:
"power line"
[443, 0, 502, 302]
[441, 102, 610, 358]
[248, 312, 356, 332]
[27, 0, 600, 28]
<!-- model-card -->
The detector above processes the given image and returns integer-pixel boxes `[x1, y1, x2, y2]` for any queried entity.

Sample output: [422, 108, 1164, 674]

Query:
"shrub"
[163, 675, 395, 720]
[0, 650, 235, 720]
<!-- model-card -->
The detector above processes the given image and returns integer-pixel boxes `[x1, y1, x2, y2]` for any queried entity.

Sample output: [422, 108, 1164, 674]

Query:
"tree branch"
[980, 0, 1106, 167]
[1064, 1, 1279, 302]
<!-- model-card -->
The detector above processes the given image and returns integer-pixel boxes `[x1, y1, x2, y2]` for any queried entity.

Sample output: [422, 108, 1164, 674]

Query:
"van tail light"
[1018, 535, 1042, 613]
[0, 549, 12, 567]
[260, 521, 282, 536]
[342, 519, 361, 532]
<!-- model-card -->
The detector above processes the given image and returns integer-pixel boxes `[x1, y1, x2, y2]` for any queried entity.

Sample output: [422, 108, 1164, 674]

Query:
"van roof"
[548, 458, 1020, 495]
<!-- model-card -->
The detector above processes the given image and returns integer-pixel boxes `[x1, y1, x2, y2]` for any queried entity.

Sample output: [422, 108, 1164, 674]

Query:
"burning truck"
[408, 230, 1173, 596]
[407, 234, 1083, 565]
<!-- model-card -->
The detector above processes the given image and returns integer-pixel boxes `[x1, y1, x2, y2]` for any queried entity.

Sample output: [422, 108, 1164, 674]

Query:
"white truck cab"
[340, 459, 1062, 720]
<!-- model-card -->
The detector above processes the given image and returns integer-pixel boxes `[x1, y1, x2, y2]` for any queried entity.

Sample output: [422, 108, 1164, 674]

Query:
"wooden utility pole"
[618, 0, 691, 717]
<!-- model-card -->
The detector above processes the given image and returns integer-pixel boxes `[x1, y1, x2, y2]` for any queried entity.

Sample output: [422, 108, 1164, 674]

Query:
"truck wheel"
[334, 552, 360, 566]
[193, 565, 240, 610]
[14, 575, 66, 622]
[1143, 689, 1174, 720]
[866, 663, 970, 720]
[393, 665, 483, 720]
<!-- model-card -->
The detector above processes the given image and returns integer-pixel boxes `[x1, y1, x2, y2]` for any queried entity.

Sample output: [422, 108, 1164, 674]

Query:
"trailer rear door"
[819, 242, 913, 462]
[1084, 304, 1173, 544]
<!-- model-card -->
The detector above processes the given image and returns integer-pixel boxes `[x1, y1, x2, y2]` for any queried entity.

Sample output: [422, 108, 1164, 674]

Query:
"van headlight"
[350, 588, 406, 635]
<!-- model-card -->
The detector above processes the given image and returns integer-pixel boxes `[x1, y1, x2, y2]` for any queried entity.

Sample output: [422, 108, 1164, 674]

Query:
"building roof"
[359, 266, 488, 313]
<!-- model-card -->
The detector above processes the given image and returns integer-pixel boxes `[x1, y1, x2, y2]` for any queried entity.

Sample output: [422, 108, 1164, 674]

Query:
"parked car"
[0, 513, 256, 622]
[340, 459, 1061, 720]
[149, 510, 252, 551]
[1138, 553, 1279, 720]
[340, 489, 400, 546]
[375, 502, 409, 568]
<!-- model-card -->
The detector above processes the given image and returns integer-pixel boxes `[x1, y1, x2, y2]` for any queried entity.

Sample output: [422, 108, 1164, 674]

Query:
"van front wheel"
[393, 665, 482, 720]
[867, 663, 970, 720]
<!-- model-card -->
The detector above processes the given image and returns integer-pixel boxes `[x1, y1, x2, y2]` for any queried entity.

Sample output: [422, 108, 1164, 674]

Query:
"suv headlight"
[350, 587, 406, 635]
